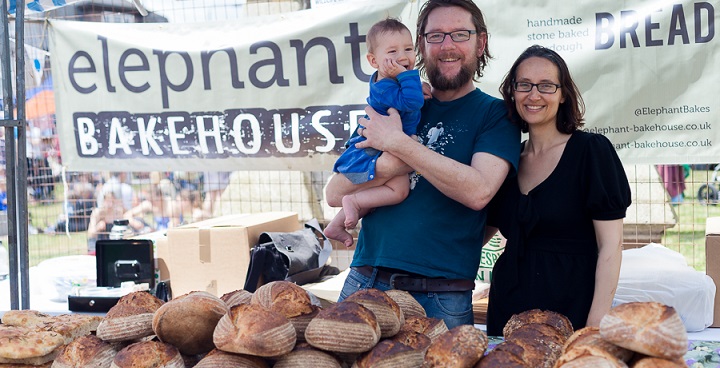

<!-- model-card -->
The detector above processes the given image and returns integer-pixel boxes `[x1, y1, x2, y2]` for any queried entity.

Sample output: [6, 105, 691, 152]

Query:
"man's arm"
[355, 107, 511, 210]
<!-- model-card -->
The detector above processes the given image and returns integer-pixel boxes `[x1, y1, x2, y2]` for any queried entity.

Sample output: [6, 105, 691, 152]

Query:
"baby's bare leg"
[343, 174, 410, 230]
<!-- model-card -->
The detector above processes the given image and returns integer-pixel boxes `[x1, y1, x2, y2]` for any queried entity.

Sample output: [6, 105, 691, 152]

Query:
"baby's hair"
[366, 17, 411, 53]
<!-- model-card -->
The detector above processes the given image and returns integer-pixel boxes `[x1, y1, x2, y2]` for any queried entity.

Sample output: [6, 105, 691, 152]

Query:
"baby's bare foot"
[342, 194, 361, 229]
[324, 224, 354, 248]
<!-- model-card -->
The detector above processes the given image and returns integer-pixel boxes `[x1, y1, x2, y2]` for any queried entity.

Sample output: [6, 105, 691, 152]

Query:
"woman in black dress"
[484, 45, 632, 336]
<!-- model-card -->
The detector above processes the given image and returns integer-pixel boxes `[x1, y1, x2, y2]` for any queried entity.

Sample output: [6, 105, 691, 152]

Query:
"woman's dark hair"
[500, 45, 585, 133]
[415, 0, 491, 80]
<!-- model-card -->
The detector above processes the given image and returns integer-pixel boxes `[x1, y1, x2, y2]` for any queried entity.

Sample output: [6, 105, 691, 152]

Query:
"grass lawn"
[2, 169, 717, 271]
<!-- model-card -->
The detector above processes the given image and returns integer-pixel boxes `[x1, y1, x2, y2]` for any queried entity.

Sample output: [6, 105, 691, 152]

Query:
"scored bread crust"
[304, 301, 381, 354]
[152, 291, 228, 355]
[384, 289, 426, 318]
[503, 309, 574, 340]
[193, 349, 270, 368]
[273, 343, 343, 368]
[213, 303, 296, 357]
[110, 341, 184, 368]
[400, 315, 448, 342]
[51, 334, 118, 368]
[345, 288, 404, 338]
[599, 302, 688, 360]
[563, 326, 633, 363]
[220, 289, 253, 308]
[554, 345, 629, 368]
[251, 281, 315, 318]
[423, 324, 488, 368]
[97, 291, 165, 342]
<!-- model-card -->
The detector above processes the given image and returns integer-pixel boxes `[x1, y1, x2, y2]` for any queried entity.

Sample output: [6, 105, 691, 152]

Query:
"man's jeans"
[338, 267, 474, 329]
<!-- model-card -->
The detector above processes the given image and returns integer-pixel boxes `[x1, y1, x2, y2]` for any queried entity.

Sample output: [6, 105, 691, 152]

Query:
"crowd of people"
[39, 171, 231, 254]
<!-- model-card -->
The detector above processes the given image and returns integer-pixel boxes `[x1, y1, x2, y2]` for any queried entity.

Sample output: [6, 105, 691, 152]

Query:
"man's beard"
[426, 58, 476, 91]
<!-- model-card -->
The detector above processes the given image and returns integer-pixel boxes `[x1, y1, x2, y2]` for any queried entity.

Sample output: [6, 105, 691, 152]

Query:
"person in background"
[656, 164, 686, 204]
[324, 17, 425, 248]
[86, 191, 125, 254]
[484, 45, 632, 336]
[124, 186, 176, 233]
[325, 0, 521, 329]
[96, 172, 135, 211]
[201, 171, 231, 218]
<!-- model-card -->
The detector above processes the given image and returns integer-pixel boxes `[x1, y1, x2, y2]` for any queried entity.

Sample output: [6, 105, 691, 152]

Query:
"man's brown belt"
[354, 266, 475, 292]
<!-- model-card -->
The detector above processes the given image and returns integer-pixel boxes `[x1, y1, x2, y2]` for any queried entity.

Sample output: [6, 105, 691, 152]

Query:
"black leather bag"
[243, 219, 334, 292]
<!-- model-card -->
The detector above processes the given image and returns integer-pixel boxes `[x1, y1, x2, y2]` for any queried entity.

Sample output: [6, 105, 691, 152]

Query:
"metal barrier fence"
[1, 0, 715, 280]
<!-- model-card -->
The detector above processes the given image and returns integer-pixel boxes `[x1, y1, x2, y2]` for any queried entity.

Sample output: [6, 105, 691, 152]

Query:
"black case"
[68, 239, 155, 313]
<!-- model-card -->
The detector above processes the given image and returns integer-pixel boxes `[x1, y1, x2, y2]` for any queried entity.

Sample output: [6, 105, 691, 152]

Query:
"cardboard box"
[166, 212, 300, 298]
[705, 217, 720, 327]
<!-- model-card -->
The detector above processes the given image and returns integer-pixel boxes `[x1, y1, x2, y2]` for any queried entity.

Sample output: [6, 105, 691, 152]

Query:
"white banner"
[49, 0, 718, 171]
[49, 1, 416, 171]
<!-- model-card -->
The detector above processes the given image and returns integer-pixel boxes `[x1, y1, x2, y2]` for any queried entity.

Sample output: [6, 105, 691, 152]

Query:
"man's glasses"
[513, 82, 561, 94]
[423, 30, 477, 43]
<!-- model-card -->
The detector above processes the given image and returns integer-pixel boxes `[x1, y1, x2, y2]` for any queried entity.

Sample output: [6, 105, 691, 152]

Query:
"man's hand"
[354, 106, 405, 153]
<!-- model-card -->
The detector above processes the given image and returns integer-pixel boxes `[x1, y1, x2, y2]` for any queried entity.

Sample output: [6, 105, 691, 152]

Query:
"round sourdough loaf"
[220, 289, 253, 308]
[344, 288, 404, 338]
[51, 334, 117, 368]
[563, 326, 633, 363]
[110, 341, 184, 368]
[193, 349, 269, 368]
[250, 280, 319, 341]
[554, 345, 629, 368]
[384, 289, 426, 318]
[422, 324, 488, 367]
[503, 309, 574, 340]
[475, 346, 529, 368]
[97, 291, 165, 342]
[273, 342, 343, 368]
[152, 291, 228, 355]
[399, 315, 448, 342]
[599, 302, 687, 360]
[213, 303, 296, 357]
[305, 301, 381, 353]
[505, 323, 565, 368]
[630, 356, 687, 368]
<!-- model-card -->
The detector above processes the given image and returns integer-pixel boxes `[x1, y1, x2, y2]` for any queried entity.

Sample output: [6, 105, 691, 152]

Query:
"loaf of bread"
[475, 343, 530, 368]
[422, 324, 488, 367]
[599, 302, 687, 360]
[400, 315, 448, 342]
[193, 349, 269, 368]
[344, 288, 404, 338]
[563, 326, 633, 363]
[503, 309, 574, 340]
[251, 280, 319, 341]
[273, 342, 343, 368]
[152, 291, 229, 355]
[213, 303, 296, 357]
[97, 291, 165, 342]
[0, 325, 65, 365]
[630, 356, 687, 368]
[305, 301, 381, 353]
[384, 289, 426, 318]
[220, 289, 253, 308]
[554, 345, 629, 368]
[110, 341, 184, 368]
[354, 338, 422, 368]
[251, 281, 315, 318]
[504, 323, 565, 368]
[51, 334, 118, 368]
